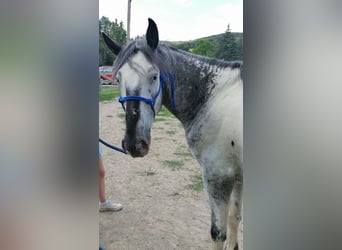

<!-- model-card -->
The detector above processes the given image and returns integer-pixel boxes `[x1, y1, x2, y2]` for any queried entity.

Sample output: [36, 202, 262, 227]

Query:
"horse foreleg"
[210, 201, 228, 250]
[226, 178, 242, 250]
[206, 175, 235, 250]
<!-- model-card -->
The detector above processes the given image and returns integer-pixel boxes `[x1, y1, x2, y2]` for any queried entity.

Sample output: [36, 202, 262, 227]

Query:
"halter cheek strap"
[118, 72, 176, 117]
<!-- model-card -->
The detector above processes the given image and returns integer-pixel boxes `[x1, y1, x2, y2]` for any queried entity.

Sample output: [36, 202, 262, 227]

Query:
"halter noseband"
[118, 72, 176, 116]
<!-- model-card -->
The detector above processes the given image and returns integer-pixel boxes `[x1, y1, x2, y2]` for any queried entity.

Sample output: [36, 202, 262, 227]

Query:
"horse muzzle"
[122, 138, 150, 157]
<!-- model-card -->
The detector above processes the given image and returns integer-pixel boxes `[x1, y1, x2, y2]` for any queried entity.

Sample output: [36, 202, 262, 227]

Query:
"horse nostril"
[140, 140, 148, 150]
[136, 139, 149, 154]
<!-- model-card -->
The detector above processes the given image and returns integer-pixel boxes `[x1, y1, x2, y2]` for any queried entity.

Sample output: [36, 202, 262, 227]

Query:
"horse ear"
[102, 32, 122, 55]
[146, 18, 159, 50]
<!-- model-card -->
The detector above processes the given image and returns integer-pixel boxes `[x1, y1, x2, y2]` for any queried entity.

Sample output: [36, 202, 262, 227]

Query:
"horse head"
[102, 18, 162, 157]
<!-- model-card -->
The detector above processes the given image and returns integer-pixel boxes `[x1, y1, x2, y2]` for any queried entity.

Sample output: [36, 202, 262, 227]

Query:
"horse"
[102, 18, 243, 250]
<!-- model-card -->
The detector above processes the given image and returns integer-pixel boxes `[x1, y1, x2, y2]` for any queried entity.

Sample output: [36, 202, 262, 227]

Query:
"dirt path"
[99, 100, 243, 250]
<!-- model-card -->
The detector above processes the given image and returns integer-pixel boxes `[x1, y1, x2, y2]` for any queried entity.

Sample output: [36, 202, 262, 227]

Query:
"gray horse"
[103, 18, 243, 250]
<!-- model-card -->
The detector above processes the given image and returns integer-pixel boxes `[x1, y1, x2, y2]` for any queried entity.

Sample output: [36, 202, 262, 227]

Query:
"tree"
[215, 24, 242, 61]
[99, 16, 127, 66]
[190, 39, 215, 57]
[234, 35, 243, 61]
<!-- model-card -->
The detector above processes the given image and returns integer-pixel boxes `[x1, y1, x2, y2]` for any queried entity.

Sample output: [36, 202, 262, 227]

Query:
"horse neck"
[160, 46, 240, 126]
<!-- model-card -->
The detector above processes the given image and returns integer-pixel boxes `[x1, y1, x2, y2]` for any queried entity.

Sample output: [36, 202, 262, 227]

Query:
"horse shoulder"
[185, 78, 243, 170]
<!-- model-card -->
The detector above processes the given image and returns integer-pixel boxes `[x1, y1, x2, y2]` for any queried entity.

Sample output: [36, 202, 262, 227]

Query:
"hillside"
[164, 32, 243, 61]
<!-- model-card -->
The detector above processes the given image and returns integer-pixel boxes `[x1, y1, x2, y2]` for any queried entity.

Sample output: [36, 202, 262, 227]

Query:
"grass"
[187, 174, 204, 191]
[99, 88, 120, 102]
[145, 168, 156, 176]
[174, 150, 193, 158]
[117, 113, 125, 119]
[163, 160, 184, 171]
[158, 106, 173, 117]
[101, 85, 113, 89]
[138, 168, 156, 177]
[154, 107, 174, 122]
[166, 130, 176, 136]
[154, 117, 167, 122]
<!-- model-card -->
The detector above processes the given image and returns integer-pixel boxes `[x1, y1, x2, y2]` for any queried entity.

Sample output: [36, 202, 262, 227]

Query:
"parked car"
[99, 66, 114, 85]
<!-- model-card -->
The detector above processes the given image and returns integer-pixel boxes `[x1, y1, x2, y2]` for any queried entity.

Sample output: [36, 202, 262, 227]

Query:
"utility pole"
[127, 0, 132, 41]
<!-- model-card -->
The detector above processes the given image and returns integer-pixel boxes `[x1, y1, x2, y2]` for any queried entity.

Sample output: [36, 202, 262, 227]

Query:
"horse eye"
[152, 75, 158, 81]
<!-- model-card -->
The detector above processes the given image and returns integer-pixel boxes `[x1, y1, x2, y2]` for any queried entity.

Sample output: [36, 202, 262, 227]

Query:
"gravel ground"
[99, 100, 243, 250]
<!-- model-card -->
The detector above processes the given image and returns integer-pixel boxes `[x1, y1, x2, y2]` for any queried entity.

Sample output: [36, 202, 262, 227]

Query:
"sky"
[99, 0, 243, 41]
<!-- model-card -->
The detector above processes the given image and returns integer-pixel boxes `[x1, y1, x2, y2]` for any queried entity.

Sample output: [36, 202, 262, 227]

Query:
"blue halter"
[118, 72, 176, 116]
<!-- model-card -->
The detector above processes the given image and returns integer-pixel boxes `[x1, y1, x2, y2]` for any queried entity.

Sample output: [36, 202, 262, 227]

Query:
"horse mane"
[162, 45, 242, 69]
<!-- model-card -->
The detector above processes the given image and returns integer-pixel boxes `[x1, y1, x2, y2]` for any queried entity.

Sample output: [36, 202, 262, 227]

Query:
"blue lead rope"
[99, 138, 127, 154]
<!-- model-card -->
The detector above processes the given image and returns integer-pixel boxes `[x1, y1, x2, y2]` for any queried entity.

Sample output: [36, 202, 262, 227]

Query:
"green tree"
[99, 16, 127, 66]
[235, 35, 243, 60]
[215, 24, 242, 61]
[190, 39, 215, 57]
